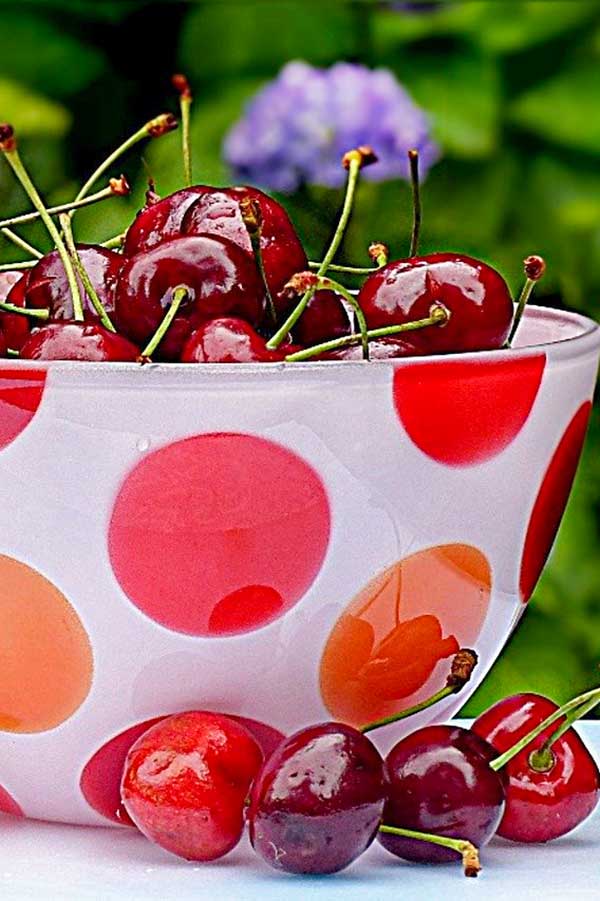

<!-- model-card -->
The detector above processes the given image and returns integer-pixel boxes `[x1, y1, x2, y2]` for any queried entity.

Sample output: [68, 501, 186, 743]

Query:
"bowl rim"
[1, 304, 599, 377]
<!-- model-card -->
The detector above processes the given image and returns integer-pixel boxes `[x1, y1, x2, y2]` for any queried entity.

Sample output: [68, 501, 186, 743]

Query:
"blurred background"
[0, 0, 599, 714]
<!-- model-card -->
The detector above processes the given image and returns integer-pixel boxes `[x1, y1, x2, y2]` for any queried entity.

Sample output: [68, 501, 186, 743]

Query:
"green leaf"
[0, 79, 70, 138]
[0, 0, 144, 20]
[510, 61, 600, 154]
[472, 0, 599, 53]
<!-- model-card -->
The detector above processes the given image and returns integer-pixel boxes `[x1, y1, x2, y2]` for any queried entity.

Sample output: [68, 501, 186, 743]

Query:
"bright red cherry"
[472, 693, 600, 843]
[19, 322, 139, 362]
[379, 725, 505, 863]
[25, 245, 124, 321]
[121, 711, 263, 861]
[248, 722, 386, 874]
[181, 186, 307, 309]
[123, 187, 207, 256]
[358, 254, 514, 354]
[114, 235, 265, 359]
[181, 317, 285, 363]
[292, 290, 350, 346]
[1, 271, 31, 351]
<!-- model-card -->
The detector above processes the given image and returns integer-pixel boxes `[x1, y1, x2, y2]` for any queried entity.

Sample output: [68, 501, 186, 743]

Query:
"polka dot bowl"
[0, 305, 598, 827]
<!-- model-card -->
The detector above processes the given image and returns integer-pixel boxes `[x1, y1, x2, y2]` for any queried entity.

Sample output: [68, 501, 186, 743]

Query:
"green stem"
[0, 259, 35, 272]
[0, 301, 48, 320]
[60, 214, 116, 332]
[239, 198, 277, 327]
[285, 303, 449, 362]
[0, 141, 84, 321]
[506, 278, 536, 346]
[490, 685, 600, 772]
[362, 686, 455, 734]
[267, 155, 362, 349]
[308, 260, 379, 275]
[0, 185, 116, 230]
[1, 227, 43, 258]
[318, 276, 369, 360]
[408, 148, 421, 257]
[529, 694, 600, 772]
[101, 232, 126, 250]
[140, 284, 189, 359]
[379, 825, 480, 878]
[173, 75, 193, 187]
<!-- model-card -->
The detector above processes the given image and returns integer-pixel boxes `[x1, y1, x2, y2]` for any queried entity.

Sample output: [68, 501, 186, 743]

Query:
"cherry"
[114, 235, 265, 359]
[123, 187, 207, 256]
[121, 710, 263, 861]
[0, 328, 6, 357]
[181, 317, 285, 363]
[358, 254, 514, 354]
[379, 725, 505, 864]
[0, 270, 22, 299]
[292, 289, 351, 346]
[472, 693, 600, 843]
[317, 337, 422, 361]
[0, 270, 30, 351]
[25, 244, 123, 321]
[19, 322, 139, 362]
[248, 721, 387, 874]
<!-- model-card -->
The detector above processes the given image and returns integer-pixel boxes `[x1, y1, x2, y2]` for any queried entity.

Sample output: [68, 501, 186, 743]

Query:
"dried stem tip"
[109, 174, 131, 196]
[0, 123, 16, 152]
[172, 73, 193, 101]
[524, 255, 546, 281]
[342, 146, 378, 170]
[446, 648, 478, 689]
[145, 178, 161, 208]
[281, 270, 318, 299]
[239, 196, 263, 237]
[461, 843, 481, 878]
[146, 113, 178, 138]
[368, 242, 389, 265]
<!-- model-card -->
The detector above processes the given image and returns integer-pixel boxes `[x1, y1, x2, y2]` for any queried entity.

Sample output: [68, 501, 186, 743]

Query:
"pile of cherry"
[114, 650, 600, 879]
[0, 79, 545, 364]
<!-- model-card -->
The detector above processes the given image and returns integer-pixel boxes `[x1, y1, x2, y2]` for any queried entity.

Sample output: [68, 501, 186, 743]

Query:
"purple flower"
[223, 61, 439, 192]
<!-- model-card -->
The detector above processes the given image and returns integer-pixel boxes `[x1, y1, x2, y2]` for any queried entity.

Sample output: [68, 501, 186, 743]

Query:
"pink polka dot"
[108, 433, 331, 636]
[520, 401, 592, 602]
[0, 784, 23, 817]
[81, 714, 285, 825]
[0, 368, 46, 451]
[393, 355, 545, 466]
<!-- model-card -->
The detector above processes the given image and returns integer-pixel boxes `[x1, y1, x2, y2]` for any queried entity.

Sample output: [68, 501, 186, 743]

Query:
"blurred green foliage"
[0, 0, 599, 712]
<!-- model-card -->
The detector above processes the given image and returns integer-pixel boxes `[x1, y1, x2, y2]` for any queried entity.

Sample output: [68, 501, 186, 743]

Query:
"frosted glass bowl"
[0, 304, 598, 826]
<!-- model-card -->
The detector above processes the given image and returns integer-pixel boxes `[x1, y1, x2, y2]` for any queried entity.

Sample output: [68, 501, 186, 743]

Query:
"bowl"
[0, 304, 598, 827]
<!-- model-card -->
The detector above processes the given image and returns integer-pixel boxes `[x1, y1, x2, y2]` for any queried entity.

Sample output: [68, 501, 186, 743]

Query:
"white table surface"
[2, 722, 599, 901]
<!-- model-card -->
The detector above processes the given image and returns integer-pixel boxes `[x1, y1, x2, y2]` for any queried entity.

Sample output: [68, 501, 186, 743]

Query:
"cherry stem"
[239, 197, 277, 327]
[172, 75, 193, 187]
[1, 227, 43, 259]
[528, 693, 600, 773]
[140, 284, 189, 359]
[506, 255, 546, 346]
[101, 232, 126, 250]
[0, 185, 119, 230]
[6, 348, 18, 357]
[489, 684, 600, 773]
[267, 150, 365, 349]
[0, 130, 84, 322]
[308, 261, 379, 275]
[360, 648, 477, 733]
[0, 259, 35, 272]
[408, 149, 421, 257]
[319, 275, 369, 359]
[379, 825, 481, 878]
[285, 302, 449, 362]
[60, 214, 116, 333]
[0, 301, 48, 320]
[74, 113, 177, 204]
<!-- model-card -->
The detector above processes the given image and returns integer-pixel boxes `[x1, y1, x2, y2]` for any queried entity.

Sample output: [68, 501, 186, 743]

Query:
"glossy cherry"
[379, 725, 506, 864]
[292, 290, 350, 346]
[24, 245, 124, 321]
[358, 253, 514, 354]
[123, 187, 207, 255]
[1, 271, 31, 351]
[472, 693, 600, 843]
[114, 235, 265, 360]
[181, 317, 285, 363]
[318, 337, 422, 361]
[121, 711, 263, 861]
[19, 322, 139, 362]
[0, 328, 6, 357]
[0, 270, 22, 300]
[248, 721, 387, 874]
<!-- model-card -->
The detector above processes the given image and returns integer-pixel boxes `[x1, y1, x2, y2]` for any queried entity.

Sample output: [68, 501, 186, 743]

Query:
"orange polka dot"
[319, 544, 491, 726]
[0, 555, 93, 733]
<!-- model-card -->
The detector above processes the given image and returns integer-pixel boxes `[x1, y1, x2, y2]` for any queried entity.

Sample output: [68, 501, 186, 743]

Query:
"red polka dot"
[0, 784, 23, 817]
[0, 368, 46, 451]
[108, 433, 330, 636]
[81, 714, 285, 825]
[520, 401, 592, 602]
[393, 355, 545, 466]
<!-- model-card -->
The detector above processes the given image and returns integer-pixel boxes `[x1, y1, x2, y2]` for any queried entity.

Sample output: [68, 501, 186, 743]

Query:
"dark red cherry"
[248, 721, 386, 874]
[0, 328, 6, 357]
[0, 270, 23, 300]
[318, 337, 423, 361]
[1, 271, 31, 351]
[19, 322, 139, 362]
[379, 725, 505, 864]
[123, 187, 207, 256]
[358, 254, 514, 354]
[25, 245, 124, 321]
[182, 185, 307, 310]
[181, 317, 285, 363]
[472, 693, 600, 843]
[114, 235, 265, 360]
[292, 290, 351, 346]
